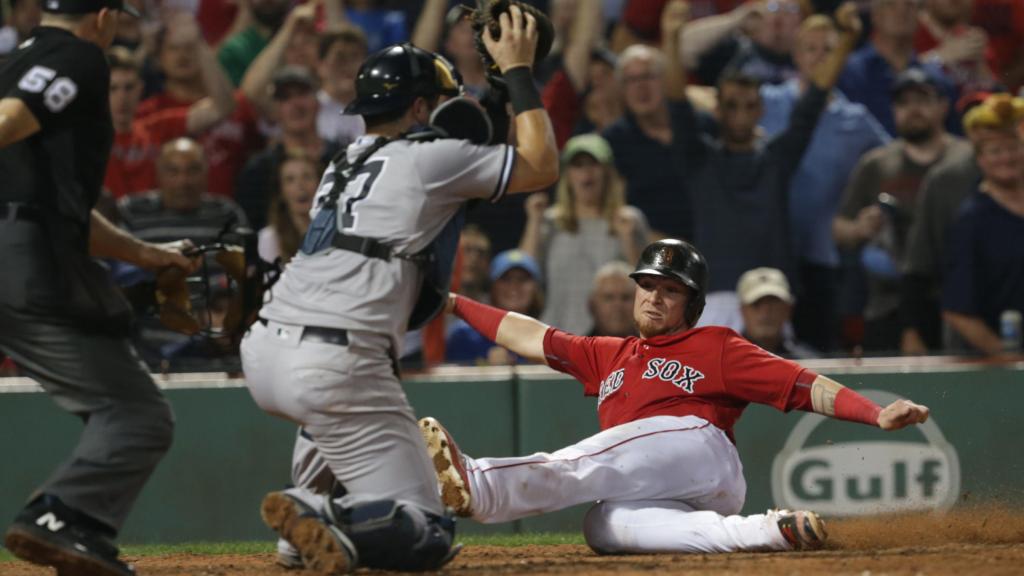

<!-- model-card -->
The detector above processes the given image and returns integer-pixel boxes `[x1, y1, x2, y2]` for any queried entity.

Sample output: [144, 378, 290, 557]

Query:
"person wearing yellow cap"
[737, 267, 818, 359]
[941, 93, 1024, 356]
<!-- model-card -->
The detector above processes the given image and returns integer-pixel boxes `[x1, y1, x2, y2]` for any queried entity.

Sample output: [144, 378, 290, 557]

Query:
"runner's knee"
[583, 502, 621, 554]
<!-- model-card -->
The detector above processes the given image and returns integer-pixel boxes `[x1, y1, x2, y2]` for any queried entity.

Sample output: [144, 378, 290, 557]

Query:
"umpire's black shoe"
[3, 495, 135, 576]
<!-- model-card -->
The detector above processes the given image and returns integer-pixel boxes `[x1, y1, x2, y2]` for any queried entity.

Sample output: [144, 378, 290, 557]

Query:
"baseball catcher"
[241, 4, 561, 573]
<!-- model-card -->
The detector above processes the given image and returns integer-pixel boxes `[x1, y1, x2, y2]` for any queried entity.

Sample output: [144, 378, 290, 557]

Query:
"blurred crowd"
[1, 0, 1022, 373]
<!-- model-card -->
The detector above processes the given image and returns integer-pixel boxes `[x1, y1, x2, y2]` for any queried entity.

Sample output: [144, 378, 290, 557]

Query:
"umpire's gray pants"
[241, 319, 443, 516]
[0, 306, 174, 531]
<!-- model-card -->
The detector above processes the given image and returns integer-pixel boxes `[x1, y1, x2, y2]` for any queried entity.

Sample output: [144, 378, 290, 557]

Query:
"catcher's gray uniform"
[241, 134, 513, 526]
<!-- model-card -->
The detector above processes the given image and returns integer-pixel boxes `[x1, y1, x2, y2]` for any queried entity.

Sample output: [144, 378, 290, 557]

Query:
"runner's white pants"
[464, 415, 792, 553]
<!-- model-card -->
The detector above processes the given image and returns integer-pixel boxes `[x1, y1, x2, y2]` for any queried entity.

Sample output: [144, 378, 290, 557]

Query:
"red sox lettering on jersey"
[642, 359, 705, 394]
[545, 326, 815, 441]
[599, 360, 705, 406]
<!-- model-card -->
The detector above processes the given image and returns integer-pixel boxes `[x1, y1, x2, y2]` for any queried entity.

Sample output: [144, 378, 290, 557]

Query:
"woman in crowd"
[520, 134, 650, 335]
[258, 151, 320, 264]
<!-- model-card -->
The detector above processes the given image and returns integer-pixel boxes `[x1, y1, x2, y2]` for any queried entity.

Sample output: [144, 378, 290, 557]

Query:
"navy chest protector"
[300, 131, 465, 331]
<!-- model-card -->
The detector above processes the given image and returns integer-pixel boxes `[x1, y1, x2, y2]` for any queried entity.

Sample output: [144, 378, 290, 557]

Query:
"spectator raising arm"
[563, 0, 604, 93]
[806, 3, 860, 92]
[518, 191, 548, 260]
[325, 0, 347, 31]
[217, 0, 254, 51]
[240, 0, 320, 117]
[770, 3, 861, 180]
[679, 1, 762, 70]
[663, 0, 690, 102]
[170, 13, 238, 133]
[411, 0, 449, 53]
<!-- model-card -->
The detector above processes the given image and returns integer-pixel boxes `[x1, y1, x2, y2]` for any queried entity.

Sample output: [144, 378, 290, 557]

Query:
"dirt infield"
[4, 508, 1023, 575]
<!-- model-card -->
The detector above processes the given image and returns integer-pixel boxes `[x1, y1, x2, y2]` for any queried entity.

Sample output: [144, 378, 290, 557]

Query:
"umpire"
[0, 0, 197, 574]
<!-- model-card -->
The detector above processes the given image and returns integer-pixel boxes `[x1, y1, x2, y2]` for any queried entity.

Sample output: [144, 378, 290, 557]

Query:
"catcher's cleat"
[775, 509, 828, 551]
[419, 417, 473, 517]
[261, 492, 357, 575]
[3, 496, 134, 576]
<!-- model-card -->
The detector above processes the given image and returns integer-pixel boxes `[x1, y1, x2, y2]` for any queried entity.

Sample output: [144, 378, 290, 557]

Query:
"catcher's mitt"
[155, 266, 201, 336]
[470, 0, 554, 87]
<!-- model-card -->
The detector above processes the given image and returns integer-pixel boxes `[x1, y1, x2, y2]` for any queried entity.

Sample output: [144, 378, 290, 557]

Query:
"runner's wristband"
[504, 66, 543, 115]
[834, 388, 883, 426]
[452, 295, 508, 342]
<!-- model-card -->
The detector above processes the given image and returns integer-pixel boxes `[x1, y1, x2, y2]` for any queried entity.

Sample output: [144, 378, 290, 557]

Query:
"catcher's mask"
[150, 224, 278, 347]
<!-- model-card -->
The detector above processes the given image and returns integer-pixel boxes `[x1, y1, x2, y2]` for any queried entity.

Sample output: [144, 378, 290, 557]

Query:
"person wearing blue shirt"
[942, 94, 1024, 357]
[837, 0, 957, 137]
[760, 14, 890, 352]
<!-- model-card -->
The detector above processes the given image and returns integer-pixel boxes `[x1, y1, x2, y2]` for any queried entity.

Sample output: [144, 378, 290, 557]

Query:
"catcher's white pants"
[240, 320, 443, 515]
[464, 415, 791, 553]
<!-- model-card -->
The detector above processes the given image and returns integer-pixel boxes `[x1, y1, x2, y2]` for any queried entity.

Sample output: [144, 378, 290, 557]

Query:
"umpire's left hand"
[138, 240, 202, 274]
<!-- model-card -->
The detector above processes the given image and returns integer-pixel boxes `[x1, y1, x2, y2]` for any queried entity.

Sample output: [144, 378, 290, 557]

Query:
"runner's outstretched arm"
[446, 293, 549, 363]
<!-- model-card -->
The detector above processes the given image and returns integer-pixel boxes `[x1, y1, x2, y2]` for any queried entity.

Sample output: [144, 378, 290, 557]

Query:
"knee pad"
[325, 498, 455, 571]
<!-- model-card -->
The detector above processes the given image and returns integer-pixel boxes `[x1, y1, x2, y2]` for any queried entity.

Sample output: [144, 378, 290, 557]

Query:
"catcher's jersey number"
[340, 159, 385, 231]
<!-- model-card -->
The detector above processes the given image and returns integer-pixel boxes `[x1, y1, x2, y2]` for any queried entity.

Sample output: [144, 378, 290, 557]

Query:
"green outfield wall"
[0, 359, 1021, 544]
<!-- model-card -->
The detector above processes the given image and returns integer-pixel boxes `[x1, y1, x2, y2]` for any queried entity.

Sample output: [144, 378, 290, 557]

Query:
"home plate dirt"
[3, 508, 1022, 575]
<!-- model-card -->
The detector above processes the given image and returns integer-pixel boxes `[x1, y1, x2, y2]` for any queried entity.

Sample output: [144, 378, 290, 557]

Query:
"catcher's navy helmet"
[630, 239, 709, 327]
[345, 43, 462, 116]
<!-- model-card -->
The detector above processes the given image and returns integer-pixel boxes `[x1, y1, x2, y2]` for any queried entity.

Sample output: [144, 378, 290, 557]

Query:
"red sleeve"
[543, 328, 624, 396]
[623, 0, 669, 40]
[135, 94, 177, 121]
[782, 369, 882, 425]
[233, 90, 258, 124]
[541, 70, 582, 150]
[913, 26, 939, 55]
[719, 330, 808, 411]
[197, 0, 238, 46]
[140, 109, 189, 144]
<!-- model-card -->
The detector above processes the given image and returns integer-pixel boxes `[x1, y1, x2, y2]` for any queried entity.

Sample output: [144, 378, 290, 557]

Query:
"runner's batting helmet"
[630, 239, 709, 327]
[345, 43, 462, 116]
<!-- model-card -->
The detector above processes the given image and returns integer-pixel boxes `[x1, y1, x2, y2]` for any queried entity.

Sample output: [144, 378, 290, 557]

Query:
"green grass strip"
[1, 533, 584, 562]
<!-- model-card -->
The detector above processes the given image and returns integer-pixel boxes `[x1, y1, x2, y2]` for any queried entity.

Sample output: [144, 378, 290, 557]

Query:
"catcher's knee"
[328, 498, 456, 571]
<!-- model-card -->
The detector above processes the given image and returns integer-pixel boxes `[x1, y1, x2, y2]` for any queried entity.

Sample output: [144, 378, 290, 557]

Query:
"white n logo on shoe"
[35, 512, 65, 532]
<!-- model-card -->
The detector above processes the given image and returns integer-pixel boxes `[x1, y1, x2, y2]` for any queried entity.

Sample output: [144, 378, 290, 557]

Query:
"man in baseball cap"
[737, 267, 817, 359]
[890, 67, 944, 100]
[270, 65, 317, 100]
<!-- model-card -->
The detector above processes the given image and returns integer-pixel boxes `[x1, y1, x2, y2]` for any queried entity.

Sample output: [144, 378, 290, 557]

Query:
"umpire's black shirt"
[0, 26, 127, 327]
[0, 26, 112, 213]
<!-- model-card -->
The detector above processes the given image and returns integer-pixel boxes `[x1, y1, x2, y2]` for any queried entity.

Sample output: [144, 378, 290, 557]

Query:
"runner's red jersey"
[543, 326, 816, 441]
